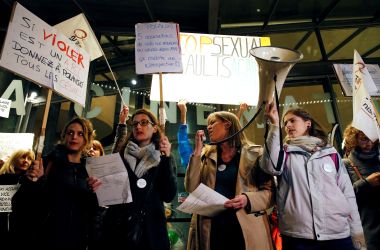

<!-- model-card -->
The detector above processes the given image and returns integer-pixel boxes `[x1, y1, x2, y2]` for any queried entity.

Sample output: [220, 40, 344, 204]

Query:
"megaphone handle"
[274, 82, 284, 171]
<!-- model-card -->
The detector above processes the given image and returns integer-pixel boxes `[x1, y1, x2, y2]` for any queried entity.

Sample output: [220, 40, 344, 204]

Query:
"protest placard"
[0, 98, 12, 118]
[0, 185, 19, 212]
[135, 22, 182, 74]
[0, 2, 90, 107]
[333, 64, 380, 96]
[0, 133, 34, 160]
[150, 33, 270, 106]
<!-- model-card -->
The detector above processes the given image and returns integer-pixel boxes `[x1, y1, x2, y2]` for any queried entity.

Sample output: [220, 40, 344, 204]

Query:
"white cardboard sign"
[0, 2, 90, 106]
[0, 98, 12, 118]
[150, 33, 269, 105]
[135, 22, 182, 74]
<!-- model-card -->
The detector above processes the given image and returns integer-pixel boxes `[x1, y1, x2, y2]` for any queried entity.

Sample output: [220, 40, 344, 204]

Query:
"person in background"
[177, 99, 192, 169]
[261, 105, 366, 249]
[185, 111, 275, 250]
[0, 149, 35, 176]
[12, 117, 99, 250]
[88, 106, 177, 250]
[343, 125, 380, 250]
[236, 102, 249, 121]
[87, 139, 105, 157]
[0, 149, 35, 250]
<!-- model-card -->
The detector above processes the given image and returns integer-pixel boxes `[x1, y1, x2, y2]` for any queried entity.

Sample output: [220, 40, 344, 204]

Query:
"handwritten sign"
[0, 133, 34, 160]
[333, 64, 380, 96]
[135, 22, 182, 74]
[150, 33, 270, 105]
[0, 2, 90, 106]
[0, 98, 12, 118]
[0, 185, 19, 212]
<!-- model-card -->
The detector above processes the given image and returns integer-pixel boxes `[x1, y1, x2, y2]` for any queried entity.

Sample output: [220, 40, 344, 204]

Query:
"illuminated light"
[131, 79, 137, 85]
[29, 91, 38, 99]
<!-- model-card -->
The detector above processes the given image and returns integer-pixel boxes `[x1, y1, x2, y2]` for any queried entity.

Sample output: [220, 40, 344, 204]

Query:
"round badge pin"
[323, 164, 334, 173]
[218, 164, 226, 172]
[137, 178, 147, 188]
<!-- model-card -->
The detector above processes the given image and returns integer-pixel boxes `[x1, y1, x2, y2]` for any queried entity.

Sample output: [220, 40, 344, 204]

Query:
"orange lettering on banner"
[43, 29, 85, 68]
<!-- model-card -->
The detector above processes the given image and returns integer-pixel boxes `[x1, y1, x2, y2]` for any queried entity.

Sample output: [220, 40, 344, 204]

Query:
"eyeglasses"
[358, 136, 371, 143]
[132, 119, 154, 128]
[66, 130, 84, 137]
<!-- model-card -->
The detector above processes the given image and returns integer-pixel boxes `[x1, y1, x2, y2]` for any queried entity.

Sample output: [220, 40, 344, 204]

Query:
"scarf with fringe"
[124, 141, 161, 178]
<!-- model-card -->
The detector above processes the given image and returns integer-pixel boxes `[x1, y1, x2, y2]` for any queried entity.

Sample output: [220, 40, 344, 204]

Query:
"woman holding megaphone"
[185, 111, 275, 250]
[261, 103, 366, 250]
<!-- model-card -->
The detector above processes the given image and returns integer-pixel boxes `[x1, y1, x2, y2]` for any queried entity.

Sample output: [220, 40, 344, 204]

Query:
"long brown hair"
[283, 108, 328, 145]
[128, 109, 162, 149]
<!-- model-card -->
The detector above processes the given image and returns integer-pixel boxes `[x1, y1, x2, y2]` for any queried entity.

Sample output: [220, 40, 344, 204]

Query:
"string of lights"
[91, 83, 380, 112]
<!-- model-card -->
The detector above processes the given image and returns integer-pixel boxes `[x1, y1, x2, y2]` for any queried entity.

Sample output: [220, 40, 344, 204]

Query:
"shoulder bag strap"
[349, 160, 363, 179]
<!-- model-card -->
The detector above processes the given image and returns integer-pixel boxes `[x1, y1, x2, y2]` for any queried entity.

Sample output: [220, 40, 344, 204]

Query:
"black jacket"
[101, 155, 177, 250]
[344, 148, 380, 250]
[12, 145, 98, 250]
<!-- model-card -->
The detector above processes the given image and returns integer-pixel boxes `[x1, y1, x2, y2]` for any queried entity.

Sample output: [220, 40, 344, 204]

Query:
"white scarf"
[285, 136, 324, 153]
[124, 141, 161, 178]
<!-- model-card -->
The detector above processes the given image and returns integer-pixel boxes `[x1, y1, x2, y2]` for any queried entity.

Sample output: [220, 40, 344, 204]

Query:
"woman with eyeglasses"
[12, 117, 99, 250]
[185, 111, 275, 250]
[88, 106, 177, 250]
[261, 105, 365, 250]
[343, 125, 380, 250]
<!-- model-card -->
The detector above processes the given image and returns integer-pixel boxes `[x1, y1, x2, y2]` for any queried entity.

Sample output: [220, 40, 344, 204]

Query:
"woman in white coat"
[261, 104, 366, 250]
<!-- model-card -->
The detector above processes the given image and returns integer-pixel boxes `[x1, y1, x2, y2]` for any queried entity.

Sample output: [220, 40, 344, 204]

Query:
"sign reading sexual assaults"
[150, 33, 270, 105]
[0, 2, 90, 107]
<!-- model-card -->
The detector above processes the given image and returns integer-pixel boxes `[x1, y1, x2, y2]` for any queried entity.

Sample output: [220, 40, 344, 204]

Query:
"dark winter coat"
[101, 155, 177, 250]
[12, 145, 99, 250]
[344, 148, 380, 250]
[101, 124, 177, 250]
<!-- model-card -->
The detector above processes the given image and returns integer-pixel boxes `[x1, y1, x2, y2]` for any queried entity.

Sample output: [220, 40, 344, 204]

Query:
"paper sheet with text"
[176, 183, 228, 217]
[86, 153, 132, 206]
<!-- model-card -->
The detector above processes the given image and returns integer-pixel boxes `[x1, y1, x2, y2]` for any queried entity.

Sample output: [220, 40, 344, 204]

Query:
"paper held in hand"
[86, 153, 132, 206]
[176, 183, 228, 217]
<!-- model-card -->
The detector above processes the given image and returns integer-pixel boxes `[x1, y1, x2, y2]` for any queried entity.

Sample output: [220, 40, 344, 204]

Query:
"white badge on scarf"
[218, 164, 226, 172]
[137, 178, 147, 188]
[323, 163, 334, 173]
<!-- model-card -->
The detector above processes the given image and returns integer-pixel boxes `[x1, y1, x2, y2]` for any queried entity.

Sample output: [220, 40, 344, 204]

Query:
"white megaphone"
[250, 46, 303, 122]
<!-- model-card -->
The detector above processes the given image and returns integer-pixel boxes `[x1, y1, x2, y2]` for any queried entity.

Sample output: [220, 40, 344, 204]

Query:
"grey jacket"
[260, 125, 363, 241]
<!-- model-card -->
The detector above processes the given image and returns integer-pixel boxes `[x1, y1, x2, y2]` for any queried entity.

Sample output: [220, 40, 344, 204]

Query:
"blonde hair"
[207, 111, 248, 148]
[0, 149, 35, 175]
